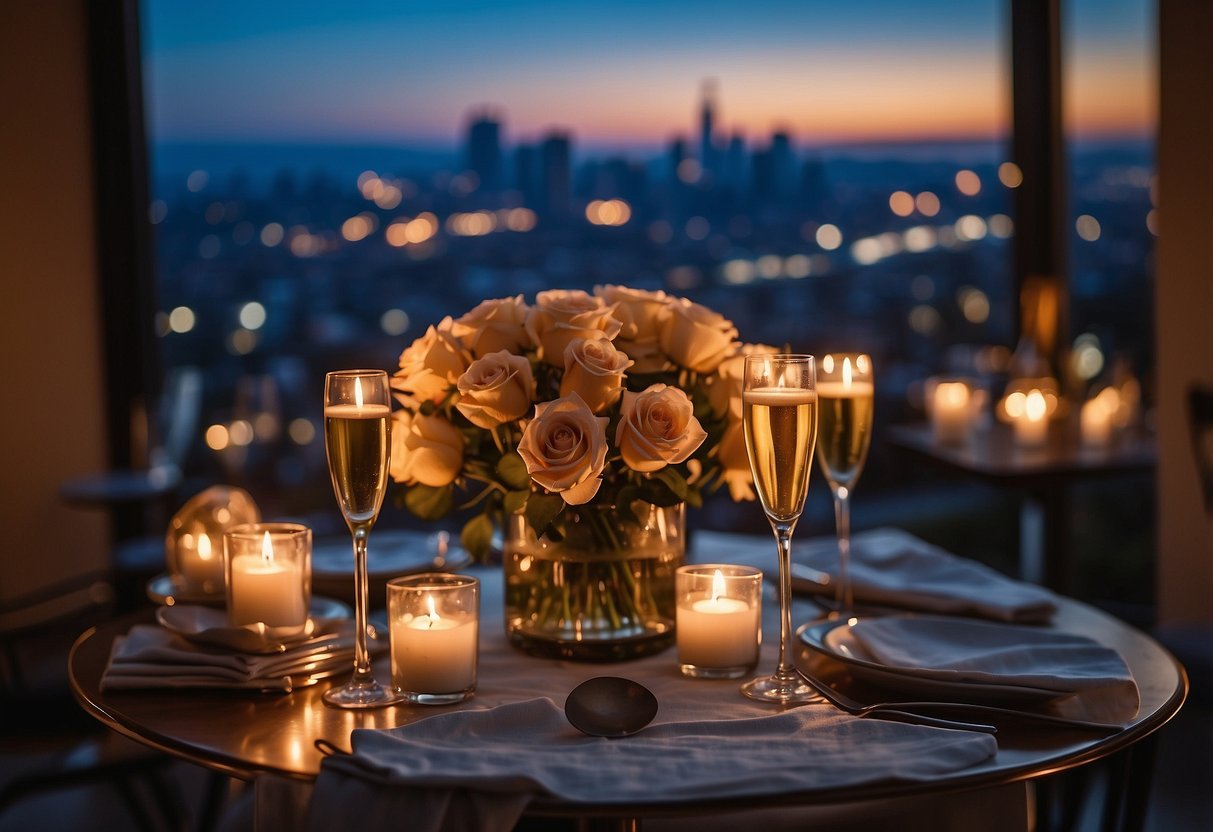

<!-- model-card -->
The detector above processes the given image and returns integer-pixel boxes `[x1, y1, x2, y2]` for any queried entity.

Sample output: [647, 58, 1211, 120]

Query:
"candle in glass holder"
[676, 565, 762, 678]
[225, 524, 311, 634]
[930, 380, 974, 445]
[1081, 388, 1118, 448]
[1014, 389, 1049, 448]
[178, 530, 223, 592]
[389, 574, 479, 704]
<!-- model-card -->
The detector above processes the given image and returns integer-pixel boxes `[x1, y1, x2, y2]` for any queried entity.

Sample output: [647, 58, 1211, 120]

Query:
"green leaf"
[460, 514, 495, 562]
[639, 478, 683, 507]
[524, 492, 565, 537]
[614, 485, 641, 525]
[496, 452, 532, 490]
[653, 467, 688, 500]
[403, 484, 453, 521]
[685, 486, 704, 509]
[503, 488, 530, 515]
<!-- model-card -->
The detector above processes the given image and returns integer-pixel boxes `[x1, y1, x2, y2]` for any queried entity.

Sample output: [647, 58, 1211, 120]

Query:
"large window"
[137, 1, 1151, 545]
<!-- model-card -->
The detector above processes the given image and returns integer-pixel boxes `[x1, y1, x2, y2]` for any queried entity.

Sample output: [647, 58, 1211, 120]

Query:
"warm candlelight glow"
[354, 375, 364, 408]
[197, 533, 212, 561]
[842, 357, 853, 387]
[1025, 390, 1046, 420]
[676, 565, 762, 677]
[261, 530, 274, 562]
[711, 569, 726, 602]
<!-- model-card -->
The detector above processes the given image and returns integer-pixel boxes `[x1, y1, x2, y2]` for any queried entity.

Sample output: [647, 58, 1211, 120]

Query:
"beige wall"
[0, 0, 110, 601]
[1155, 0, 1213, 623]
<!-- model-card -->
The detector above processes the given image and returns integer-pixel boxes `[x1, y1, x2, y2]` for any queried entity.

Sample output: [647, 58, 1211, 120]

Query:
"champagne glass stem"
[773, 519, 799, 681]
[351, 527, 373, 683]
[832, 486, 853, 617]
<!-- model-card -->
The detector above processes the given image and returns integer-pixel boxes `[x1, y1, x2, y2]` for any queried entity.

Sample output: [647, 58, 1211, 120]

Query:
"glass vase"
[504, 501, 684, 661]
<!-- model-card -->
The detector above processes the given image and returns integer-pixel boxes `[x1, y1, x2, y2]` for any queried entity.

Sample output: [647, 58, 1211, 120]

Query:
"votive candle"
[388, 574, 479, 704]
[676, 565, 762, 678]
[224, 523, 311, 635]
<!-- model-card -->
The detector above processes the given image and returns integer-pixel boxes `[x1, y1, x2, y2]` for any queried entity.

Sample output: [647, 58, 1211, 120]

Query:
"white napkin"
[305, 698, 997, 832]
[695, 528, 1058, 623]
[848, 616, 1139, 703]
[100, 623, 376, 692]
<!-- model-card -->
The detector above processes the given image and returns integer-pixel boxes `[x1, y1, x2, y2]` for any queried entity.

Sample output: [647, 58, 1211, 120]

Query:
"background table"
[887, 423, 1156, 592]
[70, 542, 1185, 827]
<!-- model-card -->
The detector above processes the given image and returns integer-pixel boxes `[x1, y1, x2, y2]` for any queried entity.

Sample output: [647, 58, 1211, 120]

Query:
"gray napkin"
[849, 616, 1139, 703]
[100, 623, 376, 692]
[306, 698, 997, 832]
[696, 528, 1058, 623]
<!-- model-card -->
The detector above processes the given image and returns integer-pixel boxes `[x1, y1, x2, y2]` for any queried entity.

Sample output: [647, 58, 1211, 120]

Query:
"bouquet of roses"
[388, 286, 772, 560]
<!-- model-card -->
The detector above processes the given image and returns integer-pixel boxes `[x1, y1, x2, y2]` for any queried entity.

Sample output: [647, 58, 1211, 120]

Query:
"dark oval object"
[564, 676, 658, 738]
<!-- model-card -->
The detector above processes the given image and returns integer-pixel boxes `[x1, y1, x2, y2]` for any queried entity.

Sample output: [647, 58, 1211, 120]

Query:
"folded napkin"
[101, 623, 376, 692]
[696, 528, 1058, 623]
[306, 698, 997, 832]
[849, 616, 1138, 704]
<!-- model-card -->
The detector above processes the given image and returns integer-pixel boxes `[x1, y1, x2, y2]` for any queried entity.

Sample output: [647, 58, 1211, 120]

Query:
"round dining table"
[69, 561, 1186, 830]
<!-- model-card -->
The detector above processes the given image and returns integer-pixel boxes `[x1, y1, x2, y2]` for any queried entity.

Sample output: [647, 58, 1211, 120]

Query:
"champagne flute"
[322, 369, 400, 708]
[815, 354, 874, 620]
[740, 354, 820, 704]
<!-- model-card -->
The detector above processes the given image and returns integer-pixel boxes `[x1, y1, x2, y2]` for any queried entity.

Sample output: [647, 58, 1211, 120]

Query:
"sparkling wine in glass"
[815, 354, 874, 620]
[740, 354, 820, 704]
[322, 369, 399, 708]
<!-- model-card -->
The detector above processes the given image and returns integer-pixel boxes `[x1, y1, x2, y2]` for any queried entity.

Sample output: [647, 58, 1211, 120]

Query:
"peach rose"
[450, 295, 532, 358]
[524, 289, 622, 366]
[659, 299, 739, 374]
[517, 394, 609, 505]
[708, 343, 780, 419]
[595, 285, 671, 373]
[616, 384, 708, 473]
[716, 419, 757, 501]
[455, 351, 534, 429]
[390, 411, 464, 488]
[391, 317, 472, 406]
[559, 338, 633, 413]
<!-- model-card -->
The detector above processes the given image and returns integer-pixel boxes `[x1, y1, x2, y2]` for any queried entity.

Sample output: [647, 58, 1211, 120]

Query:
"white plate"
[312, 529, 470, 578]
[156, 598, 352, 654]
[798, 618, 1063, 705]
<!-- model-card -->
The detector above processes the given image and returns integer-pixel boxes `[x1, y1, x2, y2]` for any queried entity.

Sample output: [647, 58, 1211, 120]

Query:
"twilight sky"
[142, 0, 1154, 151]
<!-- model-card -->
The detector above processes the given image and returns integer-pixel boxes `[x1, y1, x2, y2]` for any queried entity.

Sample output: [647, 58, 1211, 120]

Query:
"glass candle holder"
[166, 486, 260, 597]
[388, 573, 479, 705]
[675, 564, 762, 679]
[224, 523, 311, 637]
[925, 377, 980, 446]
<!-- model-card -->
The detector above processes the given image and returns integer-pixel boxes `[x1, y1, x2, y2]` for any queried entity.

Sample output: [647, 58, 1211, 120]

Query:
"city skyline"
[143, 0, 1154, 148]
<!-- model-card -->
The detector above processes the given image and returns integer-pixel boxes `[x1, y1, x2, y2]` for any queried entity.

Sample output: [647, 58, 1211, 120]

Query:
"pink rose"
[517, 394, 609, 505]
[616, 384, 708, 473]
[390, 411, 464, 488]
[659, 299, 739, 374]
[455, 351, 534, 429]
[450, 295, 532, 358]
[595, 285, 672, 373]
[391, 317, 472, 406]
[715, 419, 757, 501]
[559, 337, 633, 413]
[524, 289, 622, 366]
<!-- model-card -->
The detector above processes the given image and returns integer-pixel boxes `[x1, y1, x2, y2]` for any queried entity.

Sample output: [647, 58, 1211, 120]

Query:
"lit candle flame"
[354, 376, 364, 408]
[842, 356, 853, 387]
[711, 569, 726, 603]
[1025, 389, 1046, 421]
[425, 594, 438, 628]
[197, 533, 212, 562]
[261, 530, 274, 563]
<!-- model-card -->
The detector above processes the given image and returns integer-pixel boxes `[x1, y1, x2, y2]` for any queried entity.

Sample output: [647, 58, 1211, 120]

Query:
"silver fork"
[799, 669, 1122, 734]
[798, 668, 998, 734]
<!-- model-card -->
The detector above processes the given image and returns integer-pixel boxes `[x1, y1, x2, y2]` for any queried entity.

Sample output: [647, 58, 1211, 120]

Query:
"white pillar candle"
[228, 531, 308, 627]
[179, 531, 224, 592]
[931, 382, 973, 445]
[1081, 394, 1115, 448]
[391, 596, 478, 694]
[1014, 389, 1049, 448]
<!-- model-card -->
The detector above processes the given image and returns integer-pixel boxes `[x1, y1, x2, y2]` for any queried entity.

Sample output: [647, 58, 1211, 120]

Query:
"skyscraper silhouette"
[699, 79, 719, 183]
[465, 111, 503, 192]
